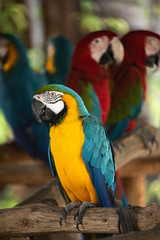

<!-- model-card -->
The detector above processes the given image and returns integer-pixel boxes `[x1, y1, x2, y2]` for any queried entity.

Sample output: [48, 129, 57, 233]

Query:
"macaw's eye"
[50, 92, 56, 98]
[149, 37, 157, 42]
[93, 38, 101, 44]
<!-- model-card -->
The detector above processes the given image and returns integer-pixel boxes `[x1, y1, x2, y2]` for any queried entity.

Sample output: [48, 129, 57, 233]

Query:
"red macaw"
[66, 30, 124, 125]
[106, 30, 160, 141]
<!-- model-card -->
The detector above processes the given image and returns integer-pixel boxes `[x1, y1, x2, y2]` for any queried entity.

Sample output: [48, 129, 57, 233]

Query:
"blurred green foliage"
[27, 48, 46, 72]
[0, 0, 28, 36]
[71, 0, 129, 35]
[0, 186, 21, 209]
[140, 0, 160, 22]
[146, 177, 160, 205]
[146, 70, 160, 128]
[0, 110, 13, 144]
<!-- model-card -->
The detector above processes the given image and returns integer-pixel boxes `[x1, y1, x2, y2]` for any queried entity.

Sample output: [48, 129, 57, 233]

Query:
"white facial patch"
[145, 36, 160, 56]
[0, 38, 9, 58]
[46, 100, 64, 114]
[47, 44, 55, 57]
[111, 37, 124, 64]
[0, 45, 8, 58]
[89, 36, 110, 62]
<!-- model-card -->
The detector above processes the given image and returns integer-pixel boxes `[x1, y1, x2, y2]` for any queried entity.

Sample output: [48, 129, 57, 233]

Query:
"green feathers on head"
[35, 84, 89, 117]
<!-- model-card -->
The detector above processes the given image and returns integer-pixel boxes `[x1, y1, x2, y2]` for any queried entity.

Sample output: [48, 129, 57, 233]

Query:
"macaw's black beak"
[100, 44, 115, 65]
[32, 98, 57, 124]
[145, 51, 160, 68]
[32, 98, 45, 123]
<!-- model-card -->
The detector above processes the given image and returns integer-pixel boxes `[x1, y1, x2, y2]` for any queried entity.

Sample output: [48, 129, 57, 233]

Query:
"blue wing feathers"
[82, 115, 115, 207]
[93, 168, 112, 207]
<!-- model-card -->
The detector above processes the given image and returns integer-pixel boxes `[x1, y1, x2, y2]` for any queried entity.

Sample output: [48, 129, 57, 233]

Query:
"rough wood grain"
[0, 203, 160, 237]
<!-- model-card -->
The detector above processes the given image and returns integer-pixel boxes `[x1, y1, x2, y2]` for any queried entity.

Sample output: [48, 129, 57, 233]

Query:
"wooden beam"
[0, 203, 160, 237]
[122, 176, 146, 206]
[0, 163, 52, 185]
[119, 157, 160, 177]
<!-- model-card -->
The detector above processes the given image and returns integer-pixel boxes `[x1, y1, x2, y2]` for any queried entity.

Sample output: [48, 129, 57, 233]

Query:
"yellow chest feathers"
[49, 95, 98, 203]
[49, 95, 85, 172]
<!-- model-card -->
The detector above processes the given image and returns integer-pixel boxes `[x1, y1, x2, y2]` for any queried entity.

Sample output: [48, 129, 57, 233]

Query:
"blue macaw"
[32, 84, 118, 238]
[0, 33, 49, 164]
[45, 35, 74, 85]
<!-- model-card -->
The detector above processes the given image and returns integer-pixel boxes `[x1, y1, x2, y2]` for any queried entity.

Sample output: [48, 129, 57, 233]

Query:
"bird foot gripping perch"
[60, 201, 97, 230]
[60, 201, 134, 234]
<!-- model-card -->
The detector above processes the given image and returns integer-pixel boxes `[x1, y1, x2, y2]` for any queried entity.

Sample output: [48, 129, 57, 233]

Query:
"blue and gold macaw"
[32, 84, 133, 237]
[0, 33, 49, 164]
[32, 84, 117, 237]
[45, 35, 74, 85]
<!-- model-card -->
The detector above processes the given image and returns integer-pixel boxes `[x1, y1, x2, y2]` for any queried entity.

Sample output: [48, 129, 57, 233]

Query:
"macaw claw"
[59, 201, 81, 226]
[74, 201, 96, 231]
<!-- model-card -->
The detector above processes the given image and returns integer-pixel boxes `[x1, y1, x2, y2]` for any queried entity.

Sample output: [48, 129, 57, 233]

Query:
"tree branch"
[0, 203, 160, 238]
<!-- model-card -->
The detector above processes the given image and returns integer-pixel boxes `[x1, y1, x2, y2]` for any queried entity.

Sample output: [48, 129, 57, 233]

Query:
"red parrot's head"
[70, 30, 124, 76]
[121, 30, 160, 69]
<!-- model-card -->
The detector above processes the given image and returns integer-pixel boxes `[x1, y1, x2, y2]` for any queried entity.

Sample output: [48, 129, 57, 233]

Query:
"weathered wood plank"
[0, 203, 160, 237]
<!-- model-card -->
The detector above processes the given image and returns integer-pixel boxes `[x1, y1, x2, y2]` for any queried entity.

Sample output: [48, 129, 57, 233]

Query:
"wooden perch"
[0, 203, 160, 238]
[0, 162, 52, 185]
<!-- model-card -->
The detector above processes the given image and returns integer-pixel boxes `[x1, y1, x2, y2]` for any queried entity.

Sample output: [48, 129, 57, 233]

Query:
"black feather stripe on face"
[48, 102, 68, 127]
